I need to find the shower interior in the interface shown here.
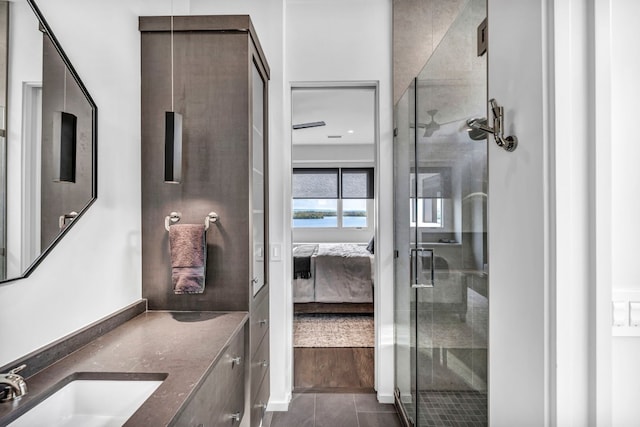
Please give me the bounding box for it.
[394,0,488,425]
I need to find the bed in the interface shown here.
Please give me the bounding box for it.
[293,243,374,310]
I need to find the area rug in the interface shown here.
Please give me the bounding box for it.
[293,314,374,347]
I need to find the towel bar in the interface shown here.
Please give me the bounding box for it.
[164,211,219,231]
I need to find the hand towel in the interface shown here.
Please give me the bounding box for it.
[169,224,206,294]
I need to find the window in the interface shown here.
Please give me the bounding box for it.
[410,167,450,228]
[410,197,443,228]
[292,168,374,229]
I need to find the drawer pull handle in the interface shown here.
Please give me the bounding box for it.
[261,359,269,368]
[232,356,242,366]
[231,412,241,422]
[258,319,268,326]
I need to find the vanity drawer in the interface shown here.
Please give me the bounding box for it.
[250,291,269,358]
[181,376,244,427]
[250,330,270,401]
[250,371,270,427]
[173,325,246,427]
[208,379,245,427]
[213,324,246,391]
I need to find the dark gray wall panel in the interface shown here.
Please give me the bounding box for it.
[141,30,251,311]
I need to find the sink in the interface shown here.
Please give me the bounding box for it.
[8,379,163,427]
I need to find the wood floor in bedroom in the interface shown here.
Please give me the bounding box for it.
[293,313,375,390]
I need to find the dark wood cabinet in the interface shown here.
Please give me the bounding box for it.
[140,15,270,427]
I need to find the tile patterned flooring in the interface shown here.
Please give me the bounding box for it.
[404,391,488,427]
[265,393,402,427]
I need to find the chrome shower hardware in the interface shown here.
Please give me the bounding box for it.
[0,364,28,402]
[467,98,518,152]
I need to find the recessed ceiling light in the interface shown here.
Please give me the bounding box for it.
[347,130,355,134]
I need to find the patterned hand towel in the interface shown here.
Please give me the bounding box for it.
[169,224,206,294]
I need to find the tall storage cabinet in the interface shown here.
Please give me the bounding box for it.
[140,15,270,427]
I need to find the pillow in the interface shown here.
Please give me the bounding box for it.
[366,236,375,254]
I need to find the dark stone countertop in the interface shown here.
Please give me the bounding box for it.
[0,310,248,426]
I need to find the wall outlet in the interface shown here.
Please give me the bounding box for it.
[612,290,640,336]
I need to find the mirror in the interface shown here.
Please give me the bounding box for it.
[0,0,96,283]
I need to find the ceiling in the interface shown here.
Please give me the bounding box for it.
[291,87,375,145]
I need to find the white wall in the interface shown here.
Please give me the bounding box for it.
[285,0,395,404]
[611,0,640,425]
[488,0,549,424]
[0,0,146,365]
[490,0,616,424]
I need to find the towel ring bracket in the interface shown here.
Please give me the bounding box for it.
[164,211,182,231]
[204,212,219,230]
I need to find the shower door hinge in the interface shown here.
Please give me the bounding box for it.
[477,17,487,56]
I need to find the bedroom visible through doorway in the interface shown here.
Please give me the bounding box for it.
[291,84,377,391]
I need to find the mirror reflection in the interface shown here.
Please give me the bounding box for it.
[0,0,96,282]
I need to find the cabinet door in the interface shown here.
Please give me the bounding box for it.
[251,61,267,296]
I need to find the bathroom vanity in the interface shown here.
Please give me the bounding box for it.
[138,15,271,427]
[0,310,248,426]
[0,8,271,427]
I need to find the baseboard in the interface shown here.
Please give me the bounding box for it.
[377,392,395,404]
[266,393,292,412]
[294,303,374,314]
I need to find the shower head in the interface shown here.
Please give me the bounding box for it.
[466,117,489,141]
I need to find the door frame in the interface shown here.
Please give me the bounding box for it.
[287,80,382,391]
[20,82,42,274]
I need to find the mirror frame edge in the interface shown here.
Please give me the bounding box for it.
[0,0,98,284]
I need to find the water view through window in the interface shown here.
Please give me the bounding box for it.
[293,199,367,228]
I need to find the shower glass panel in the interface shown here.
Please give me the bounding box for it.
[394,0,488,425]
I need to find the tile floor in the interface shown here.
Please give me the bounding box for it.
[264,393,402,427]
[403,391,488,427]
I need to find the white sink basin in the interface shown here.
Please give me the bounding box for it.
[8,379,163,427]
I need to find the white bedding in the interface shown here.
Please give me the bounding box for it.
[313,243,373,303]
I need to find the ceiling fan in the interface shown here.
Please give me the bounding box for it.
[410,109,459,137]
[292,121,326,130]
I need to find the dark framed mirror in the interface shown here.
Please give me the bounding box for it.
[0,0,97,283]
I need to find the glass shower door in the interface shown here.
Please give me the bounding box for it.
[394,0,488,425]
[394,78,417,424]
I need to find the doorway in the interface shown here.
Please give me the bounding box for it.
[290,84,378,391]
[393,0,489,425]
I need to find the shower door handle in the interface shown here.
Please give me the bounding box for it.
[410,248,434,288]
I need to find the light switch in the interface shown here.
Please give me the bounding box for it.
[630,302,640,327]
[613,301,628,327]
[271,243,282,262]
